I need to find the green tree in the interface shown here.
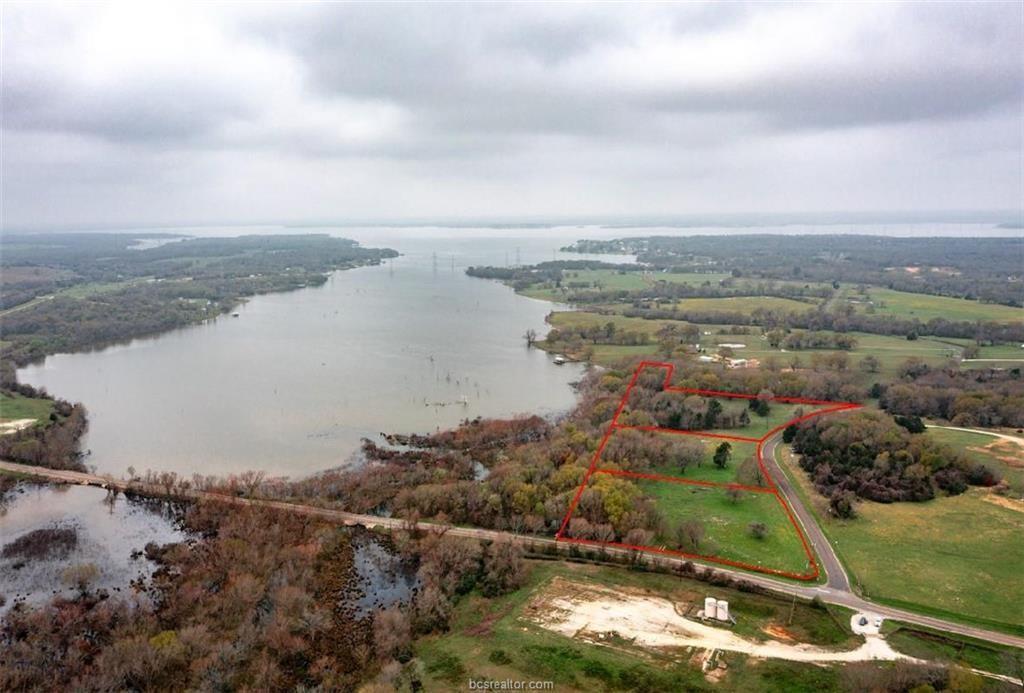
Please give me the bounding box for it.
[703,399,723,429]
[713,442,732,469]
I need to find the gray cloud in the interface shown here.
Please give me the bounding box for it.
[1,1,1021,229]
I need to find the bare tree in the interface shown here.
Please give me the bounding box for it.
[238,470,265,497]
[593,523,616,544]
[157,471,178,496]
[481,541,527,597]
[373,606,412,662]
[676,520,705,552]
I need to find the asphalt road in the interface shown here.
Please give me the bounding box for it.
[760,433,851,591]
[2,458,1021,650]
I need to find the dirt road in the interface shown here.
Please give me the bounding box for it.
[2,458,1022,650]
[925,424,1024,448]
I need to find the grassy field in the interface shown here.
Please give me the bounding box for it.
[774,445,1024,633]
[973,344,1024,359]
[0,392,53,422]
[885,625,1024,678]
[547,310,665,337]
[522,269,730,301]
[0,277,152,317]
[705,400,819,439]
[638,480,810,575]
[703,331,960,377]
[925,427,1024,488]
[659,271,732,285]
[543,311,964,375]
[854,287,1023,323]
[416,561,856,692]
[673,295,818,314]
[647,438,761,485]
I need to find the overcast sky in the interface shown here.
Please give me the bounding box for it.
[2,2,1021,230]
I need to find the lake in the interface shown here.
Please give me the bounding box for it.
[16,222,1013,479]
[17,227,638,478]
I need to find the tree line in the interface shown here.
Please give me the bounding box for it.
[562,235,1024,307]
[878,367,1024,428]
[790,410,1001,516]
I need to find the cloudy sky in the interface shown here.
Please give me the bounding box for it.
[2,1,1021,230]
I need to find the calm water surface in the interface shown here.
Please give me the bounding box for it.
[0,483,187,613]
[18,228,636,478]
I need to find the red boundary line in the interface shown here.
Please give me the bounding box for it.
[554,360,862,581]
[614,424,762,443]
[596,468,776,494]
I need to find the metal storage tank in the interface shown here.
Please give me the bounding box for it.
[704,597,717,618]
[716,599,730,621]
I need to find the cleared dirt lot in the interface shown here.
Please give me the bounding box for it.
[526,577,907,664]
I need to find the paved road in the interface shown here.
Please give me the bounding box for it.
[2,459,1021,650]
[761,433,851,591]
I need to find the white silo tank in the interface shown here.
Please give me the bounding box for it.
[704,597,717,618]
[716,599,730,621]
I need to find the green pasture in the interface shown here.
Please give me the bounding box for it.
[639,480,810,575]
[854,287,1023,323]
[0,392,53,423]
[673,295,818,314]
[774,444,1024,633]
[544,310,966,375]
[523,268,731,302]
[646,438,761,485]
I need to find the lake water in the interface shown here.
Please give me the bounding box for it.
[18,227,640,478]
[16,223,1015,479]
[0,483,187,614]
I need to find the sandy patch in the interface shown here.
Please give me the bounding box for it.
[526,577,910,664]
[971,440,1024,467]
[0,419,36,435]
[982,493,1024,513]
